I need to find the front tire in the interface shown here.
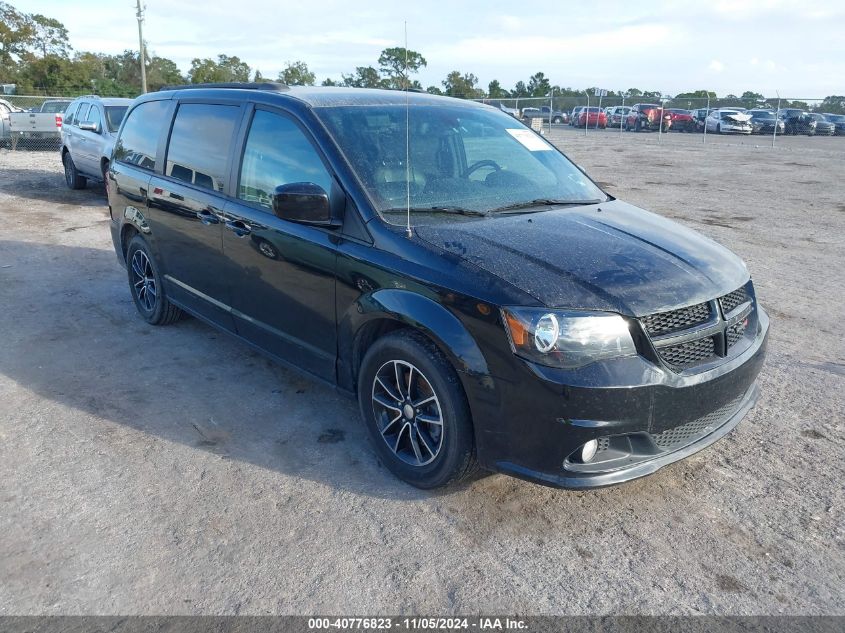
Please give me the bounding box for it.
[126,235,183,325]
[358,330,478,489]
[63,152,86,190]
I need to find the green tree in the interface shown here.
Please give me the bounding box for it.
[740,91,765,108]
[378,46,426,89]
[487,79,508,98]
[321,77,338,86]
[674,89,717,100]
[527,72,551,97]
[188,54,251,83]
[30,14,70,57]
[0,1,33,71]
[147,55,183,90]
[511,81,529,98]
[442,71,482,99]
[426,85,443,95]
[278,60,315,86]
[342,65,386,88]
[819,95,845,114]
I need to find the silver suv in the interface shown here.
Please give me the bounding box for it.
[60,95,132,190]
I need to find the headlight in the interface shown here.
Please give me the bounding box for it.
[502,308,637,369]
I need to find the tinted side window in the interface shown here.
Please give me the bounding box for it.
[165,103,240,193]
[238,110,332,209]
[114,100,170,171]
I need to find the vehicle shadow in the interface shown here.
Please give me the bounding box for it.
[0,238,481,501]
[0,166,107,209]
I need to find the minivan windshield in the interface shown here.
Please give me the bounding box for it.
[316,104,606,223]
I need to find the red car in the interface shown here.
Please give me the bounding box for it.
[577,107,607,128]
[667,109,696,132]
[625,103,672,132]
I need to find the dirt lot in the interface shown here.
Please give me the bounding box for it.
[0,136,843,615]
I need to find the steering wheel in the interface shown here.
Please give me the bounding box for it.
[462,159,502,179]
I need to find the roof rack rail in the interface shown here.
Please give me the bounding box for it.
[159,82,289,92]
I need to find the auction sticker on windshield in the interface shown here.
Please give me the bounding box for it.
[506,128,553,151]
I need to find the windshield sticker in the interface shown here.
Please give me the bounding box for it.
[506,128,553,151]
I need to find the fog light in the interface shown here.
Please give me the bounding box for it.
[581,439,598,463]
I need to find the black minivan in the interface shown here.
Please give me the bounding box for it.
[106,83,768,489]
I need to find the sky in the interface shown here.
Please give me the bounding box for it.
[20,0,842,97]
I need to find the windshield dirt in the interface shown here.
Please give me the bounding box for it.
[316,104,606,224]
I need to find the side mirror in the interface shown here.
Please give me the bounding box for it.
[272,182,338,226]
[79,121,99,133]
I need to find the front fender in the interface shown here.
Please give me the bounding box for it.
[340,288,490,384]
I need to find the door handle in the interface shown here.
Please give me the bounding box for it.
[225,219,251,237]
[196,209,219,225]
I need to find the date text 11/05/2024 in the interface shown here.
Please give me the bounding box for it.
[307,617,528,630]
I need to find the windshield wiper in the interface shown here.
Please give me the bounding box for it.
[491,198,604,214]
[382,206,488,217]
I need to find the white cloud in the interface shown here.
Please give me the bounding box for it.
[708,60,725,73]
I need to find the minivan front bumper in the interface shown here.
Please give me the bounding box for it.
[475,307,769,489]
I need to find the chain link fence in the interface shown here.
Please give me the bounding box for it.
[0,94,80,151]
[475,93,844,147]
[2,90,844,153]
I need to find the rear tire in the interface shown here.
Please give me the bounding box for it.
[358,330,478,489]
[126,235,184,326]
[63,152,86,190]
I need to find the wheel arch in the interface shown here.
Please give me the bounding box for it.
[339,289,491,395]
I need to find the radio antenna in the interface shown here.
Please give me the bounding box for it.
[404,21,412,238]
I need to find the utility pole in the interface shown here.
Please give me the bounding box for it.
[135,0,147,93]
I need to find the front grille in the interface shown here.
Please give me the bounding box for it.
[726,320,747,346]
[640,283,755,374]
[651,393,745,450]
[640,301,711,336]
[657,336,716,371]
[719,287,749,314]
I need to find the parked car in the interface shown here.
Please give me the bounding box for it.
[606,106,631,128]
[705,109,752,134]
[690,108,716,132]
[61,95,132,190]
[577,107,607,128]
[38,99,72,114]
[7,99,72,146]
[625,103,672,132]
[569,106,584,126]
[807,113,835,136]
[822,113,845,135]
[522,105,566,124]
[0,97,23,145]
[106,84,768,490]
[666,109,696,132]
[777,109,816,136]
[747,110,785,135]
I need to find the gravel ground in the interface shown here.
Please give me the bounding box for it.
[0,137,843,615]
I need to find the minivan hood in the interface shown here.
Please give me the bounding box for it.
[414,200,749,316]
